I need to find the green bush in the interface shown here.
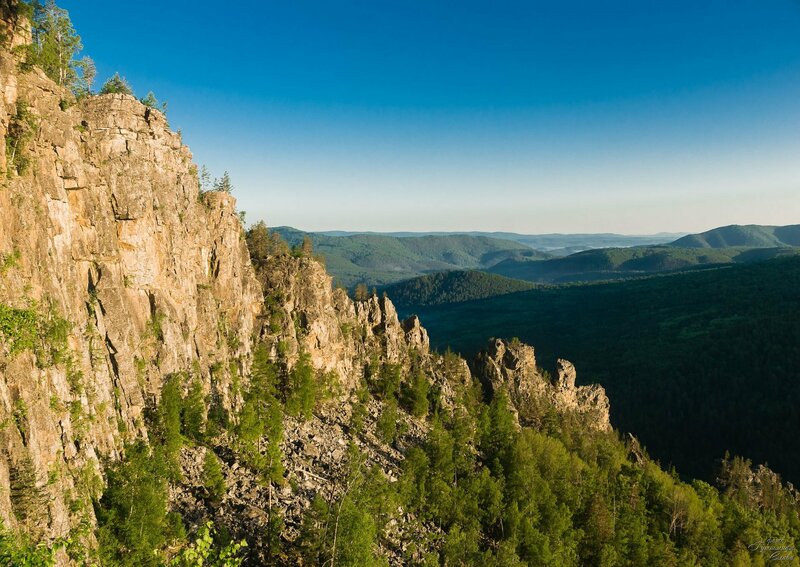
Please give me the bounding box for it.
[96,440,184,566]
[4,101,38,176]
[0,520,60,567]
[169,522,246,567]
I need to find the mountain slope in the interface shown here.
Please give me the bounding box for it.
[3,5,800,566]
[381,270,536,308]
[410,256,800,484]
[274,226,547,287]
[488,244,800,283]
[672,224,800,248]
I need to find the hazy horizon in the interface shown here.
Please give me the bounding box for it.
[63,0,800,233]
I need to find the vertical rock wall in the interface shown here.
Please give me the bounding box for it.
[0,16,262,539]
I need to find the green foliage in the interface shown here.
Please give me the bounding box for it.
[384,269,536,309]
[155,375,184,479]
[0,521,60,567]
[234,344,283,482]
[416,256,800,485]
[96,440,184,566]
[0,300,70,366]
[488,243,800,284]
[9,455,46,525]
[140,91,167,113]
[4,100,39,176]
[25,0,94,95]
[182,377,206,443]
[0,303,37,353]
[376,397,398,445]
[349,384,370,435]
[99,72,133,95]
[0,249,20,273]
[284,351,317,420]
[169,522,246,567]
[298,444,393,567]
[245,221,289,274]
[271,226,538,288]
[202,451,226,504]
[371,363,401,400]
[393,384,800,567]
[213,171,233,193]
[401,368,430,417]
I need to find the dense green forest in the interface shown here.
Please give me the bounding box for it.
[487,245,800,283]
[8,340,800,566]
[273,227,548,287]
[381,270,536,307]
[408,256,800,486]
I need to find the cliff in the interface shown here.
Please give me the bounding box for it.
[0,9,262,542]
[0,5,612,562]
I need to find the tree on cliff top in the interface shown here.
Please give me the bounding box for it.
[26,0,94,95]
[99,72,133,95]
[213,171,233,193]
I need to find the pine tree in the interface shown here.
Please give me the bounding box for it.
[213,171,233,193]
[28,0,93,94]
[99,72,133,95]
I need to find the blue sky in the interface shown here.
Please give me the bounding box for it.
[62,0,800,233]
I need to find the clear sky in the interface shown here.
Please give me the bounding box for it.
[61,0,800,234]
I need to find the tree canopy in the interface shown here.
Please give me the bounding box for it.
[26,0,94,95]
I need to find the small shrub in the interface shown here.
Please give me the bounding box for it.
[4,100,38,176]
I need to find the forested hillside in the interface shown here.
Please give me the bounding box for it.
[274,226,546,287]
[2,2,799,565]
[381,270,536,308]
[410,257,800,485]
[672,224,800,248]
[488,244,800,283]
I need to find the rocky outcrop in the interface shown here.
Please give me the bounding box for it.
[0,16,262,542]
[257,255,429,390]
[474,339,610,431]
[0,6,614,560]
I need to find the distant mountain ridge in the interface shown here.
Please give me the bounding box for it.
[272,226,547,287]
[671,224,800,248]
[487,245,800,283]
[317,229,684,254]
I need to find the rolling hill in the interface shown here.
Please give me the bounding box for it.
[319,229,683,255]
[487,244,800,283]
[406,256,800,484]
[671,223,800,248]
[273,226,549,287]
[380,270,537,308]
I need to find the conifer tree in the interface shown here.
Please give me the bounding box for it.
[99,72,133,95]
[28,0,94,94]
[213,171,233,193]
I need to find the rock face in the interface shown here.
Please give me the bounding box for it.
[257,255,430,391]
[0,6,613,559]
[0,15,261,540]
[474,339,611,431]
